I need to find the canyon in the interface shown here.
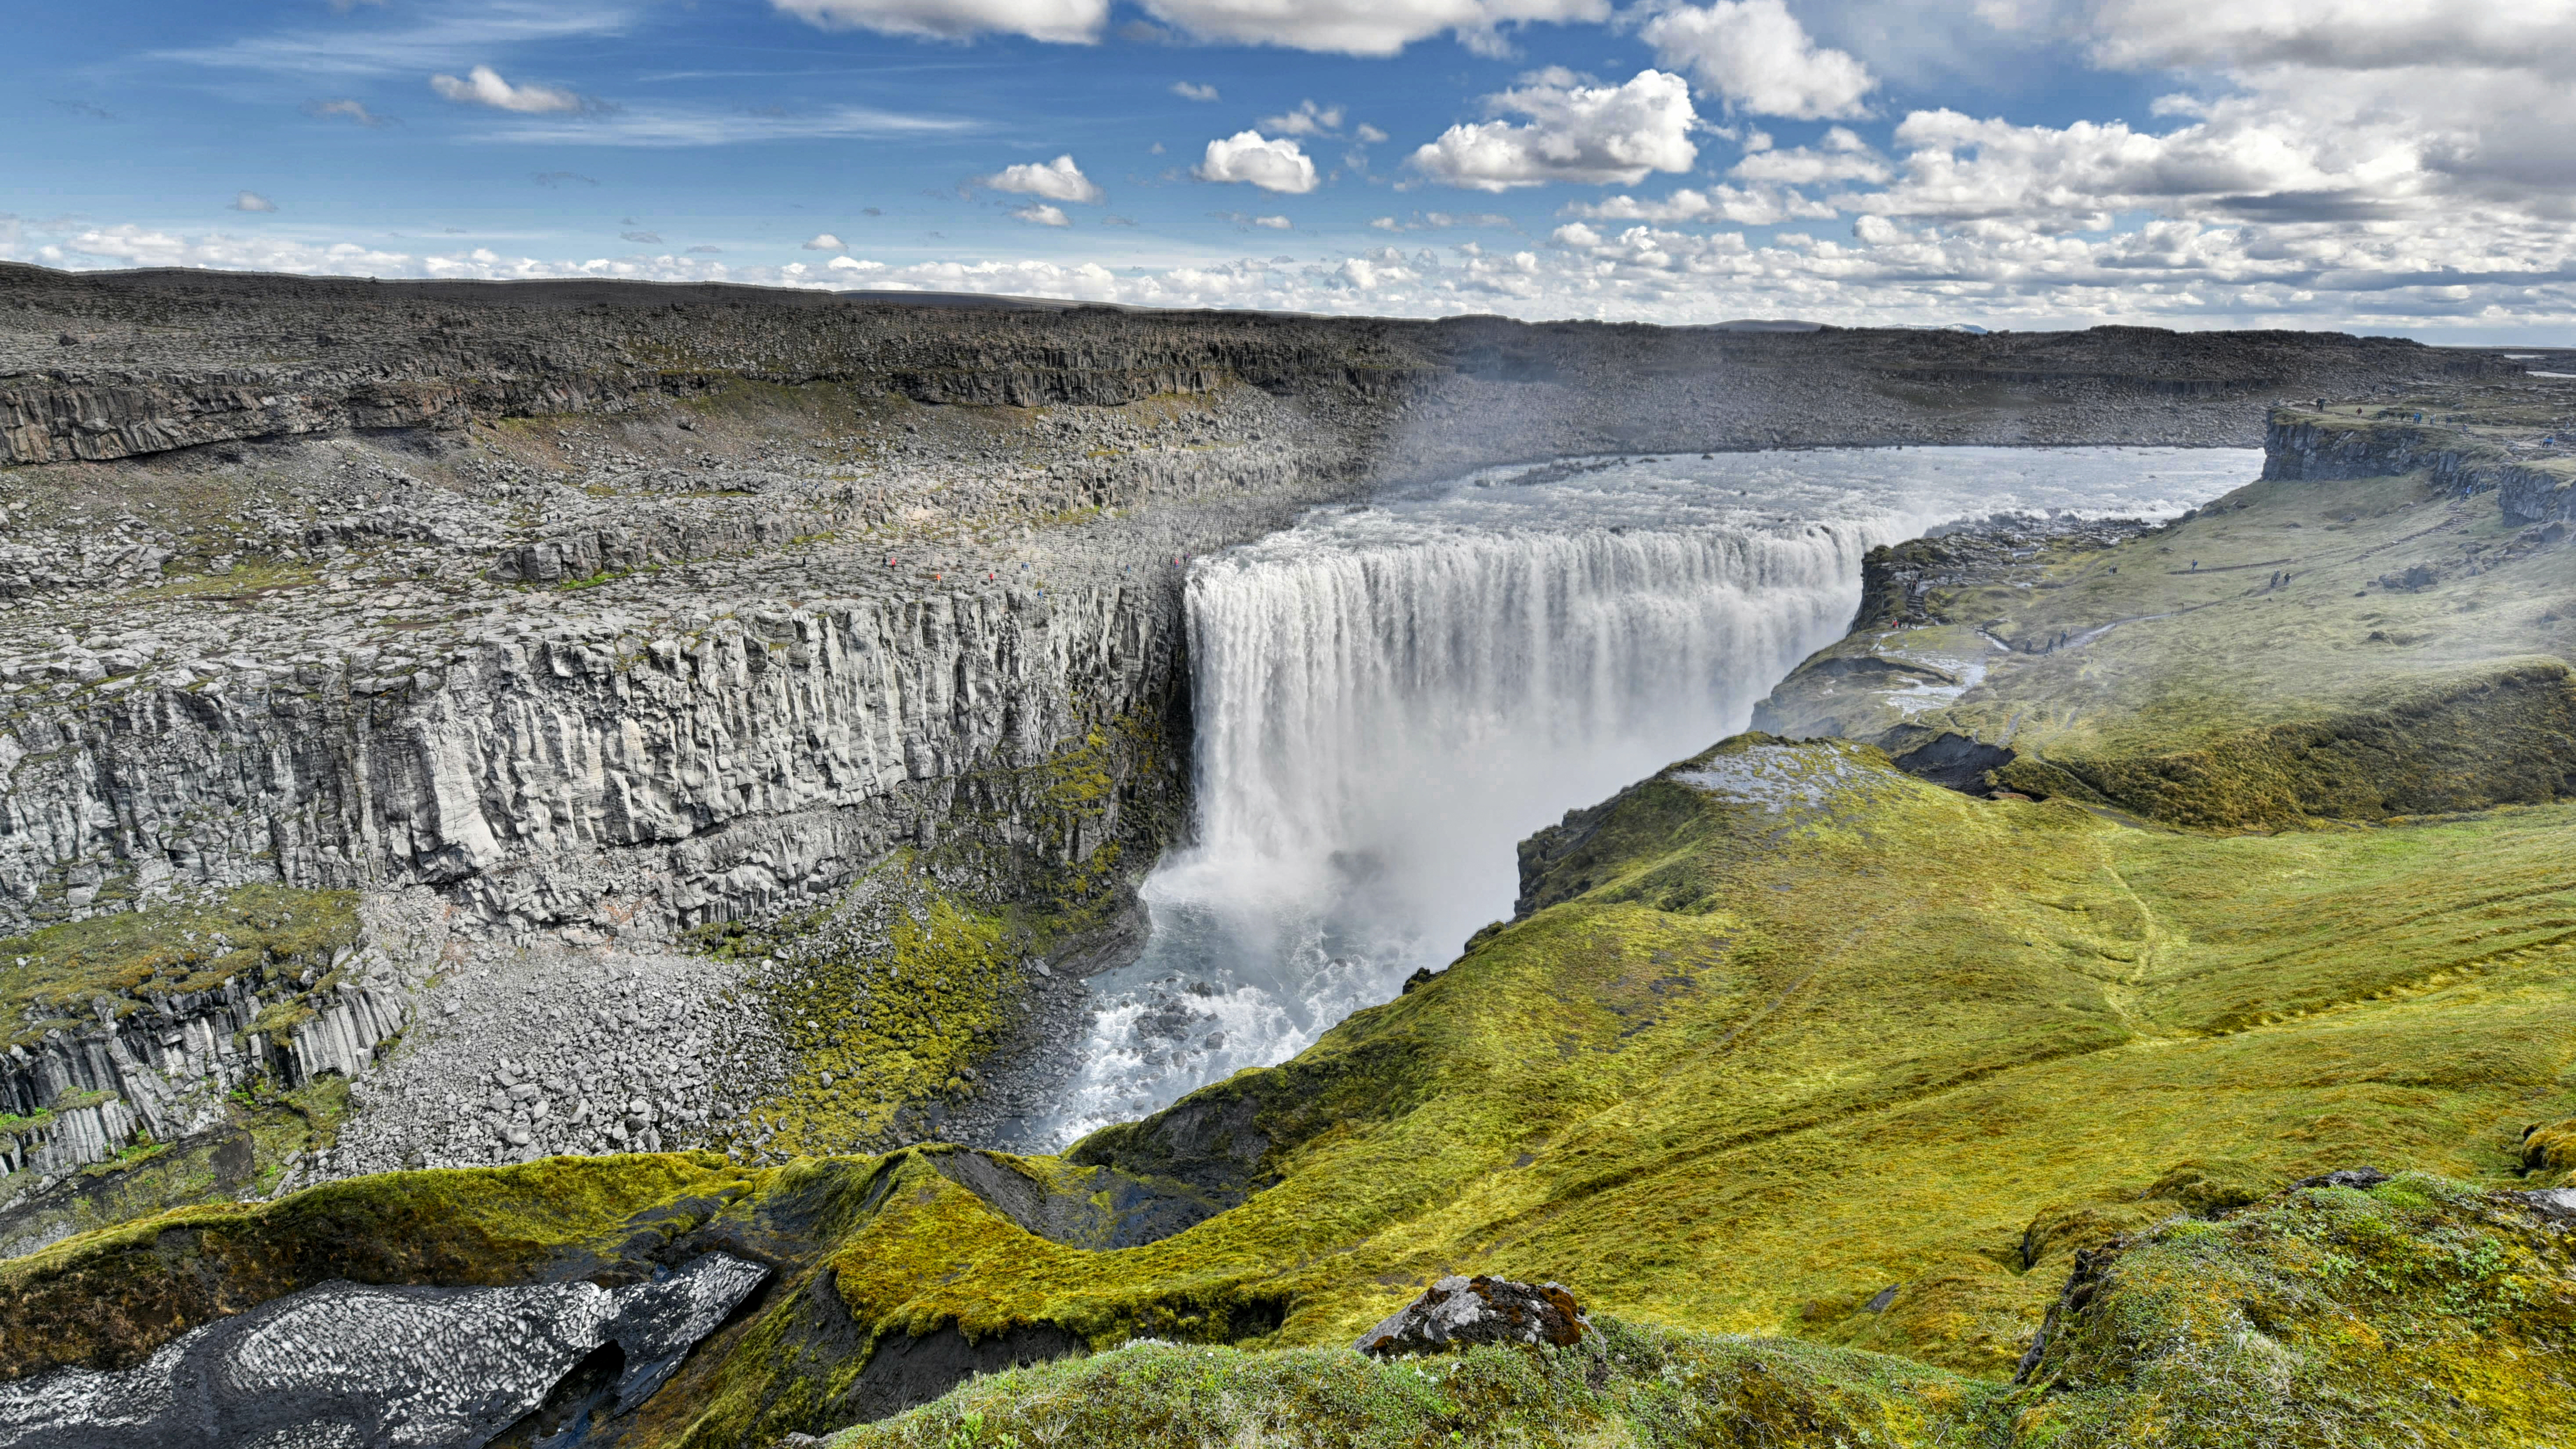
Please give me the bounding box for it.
[2,261,2572,1447]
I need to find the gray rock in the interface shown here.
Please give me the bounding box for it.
[1353,1275,1589,1357]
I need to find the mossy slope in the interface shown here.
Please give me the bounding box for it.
[822,1173,2576,1449]
[1757,425,2576,827]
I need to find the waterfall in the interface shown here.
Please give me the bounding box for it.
[1022,446,2258,1147]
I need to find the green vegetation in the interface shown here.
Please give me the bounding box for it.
[783,740,2575,1380]
[9,405,2574,1444]
[0,884,361,1051]
[828,1319,1980,1449]
[0,1153,753,1378]
[697,868,1023,1157]
[119,558,322,602]
[2010,1172,2576,1447]
[685,707,1178,1159]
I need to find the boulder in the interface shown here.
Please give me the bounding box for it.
[1353,1275,1587,1357]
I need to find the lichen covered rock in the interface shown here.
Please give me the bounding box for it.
[1354,1275,1588,1356]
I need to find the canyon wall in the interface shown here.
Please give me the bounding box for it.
[0,262,2524,1194]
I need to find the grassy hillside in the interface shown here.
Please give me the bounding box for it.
[1758,429,2576,828]
[6,402,2574,1445]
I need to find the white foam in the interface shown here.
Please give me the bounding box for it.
[1024,446,2255,1147]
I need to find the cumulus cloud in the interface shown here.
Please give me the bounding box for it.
[302,97,392,126]
[1260,99,1345,137]
[1172,80,1219,100]
[1370,210,1517,230]
[1731,127,1890,185]
[772,0,1605,53]
[2072,0,2576,75]
[620,230,663,243]
[1410,69,1697,191]
[804,233,846,249]
[980,154,1105,203]
[1640,0,1876,120]
[1196,131,1319,193]
[1563,184,1837,224]
[19,210,2576,336]
[231,191,278,212]
[1144,0,1607,56]
[1012,203,1073,225]
[769,0,1107,43]
[429,64,583,113]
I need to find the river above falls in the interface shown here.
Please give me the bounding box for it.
[1010,445,2260,1149]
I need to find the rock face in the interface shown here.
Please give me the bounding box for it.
[1354,1276,1589,1356]
[0,583,1181,937]
[0,1251,768,1448]
[0,264,2535,1248]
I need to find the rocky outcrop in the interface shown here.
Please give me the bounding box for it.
[0,1250,768,1446]
[1354,1275,1589,1356]
[3,263,2500,471]
[0,583,1183,937]
[1,965,408,1181]
[2264,410,2576,517]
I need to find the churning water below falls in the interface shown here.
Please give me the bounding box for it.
[1023,445,2260,1148]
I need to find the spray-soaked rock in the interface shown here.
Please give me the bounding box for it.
[1354,1275,1588,1356]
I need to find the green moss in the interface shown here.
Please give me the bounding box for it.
[1765,452,2576,831]
[827,1318,1984,1449]
[2009,1172,2576,1446]
[0,884,361,1051]
[807,743,2576,1382]
[693,860,1022,1158]
[0,1152,753,1379]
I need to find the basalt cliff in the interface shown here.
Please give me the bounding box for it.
[1,263,2570,1448]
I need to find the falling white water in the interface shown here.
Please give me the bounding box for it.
[1023,446,2257,1147]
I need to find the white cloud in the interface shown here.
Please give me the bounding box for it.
[231,191,278,212]
[1253,214,1293,228]
[770,0,1608,53]
[1563,184,1837,224]
[302,97,391,126]
[981,154,1105,203]
[1355,123,1389,144]
[469,105,976,145]
[1410,69,1697,191]
[1731,127,1891,185]
[2072,0,2576,75]
[20,211,2576,336]
[1260,100,1345,137]
[429,64,583,113]
[1641,0,1876,120]
[1371,210,1518,230]
[1012,203,1073,225]
[804,232,845,249]
[154,2,636,80]
[620,229,662,243]
[1172,80,1219,100]
[1196,131,1320,193]
[769,0,1107,43]
[1137,0,1608,56]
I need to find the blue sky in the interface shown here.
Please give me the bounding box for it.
[8,0,2572,339]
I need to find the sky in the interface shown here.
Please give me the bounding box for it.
[7,0,2574,340]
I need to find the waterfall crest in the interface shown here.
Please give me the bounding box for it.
[1024,446,2258,1147]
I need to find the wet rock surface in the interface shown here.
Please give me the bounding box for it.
[0,1251,767,1448]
